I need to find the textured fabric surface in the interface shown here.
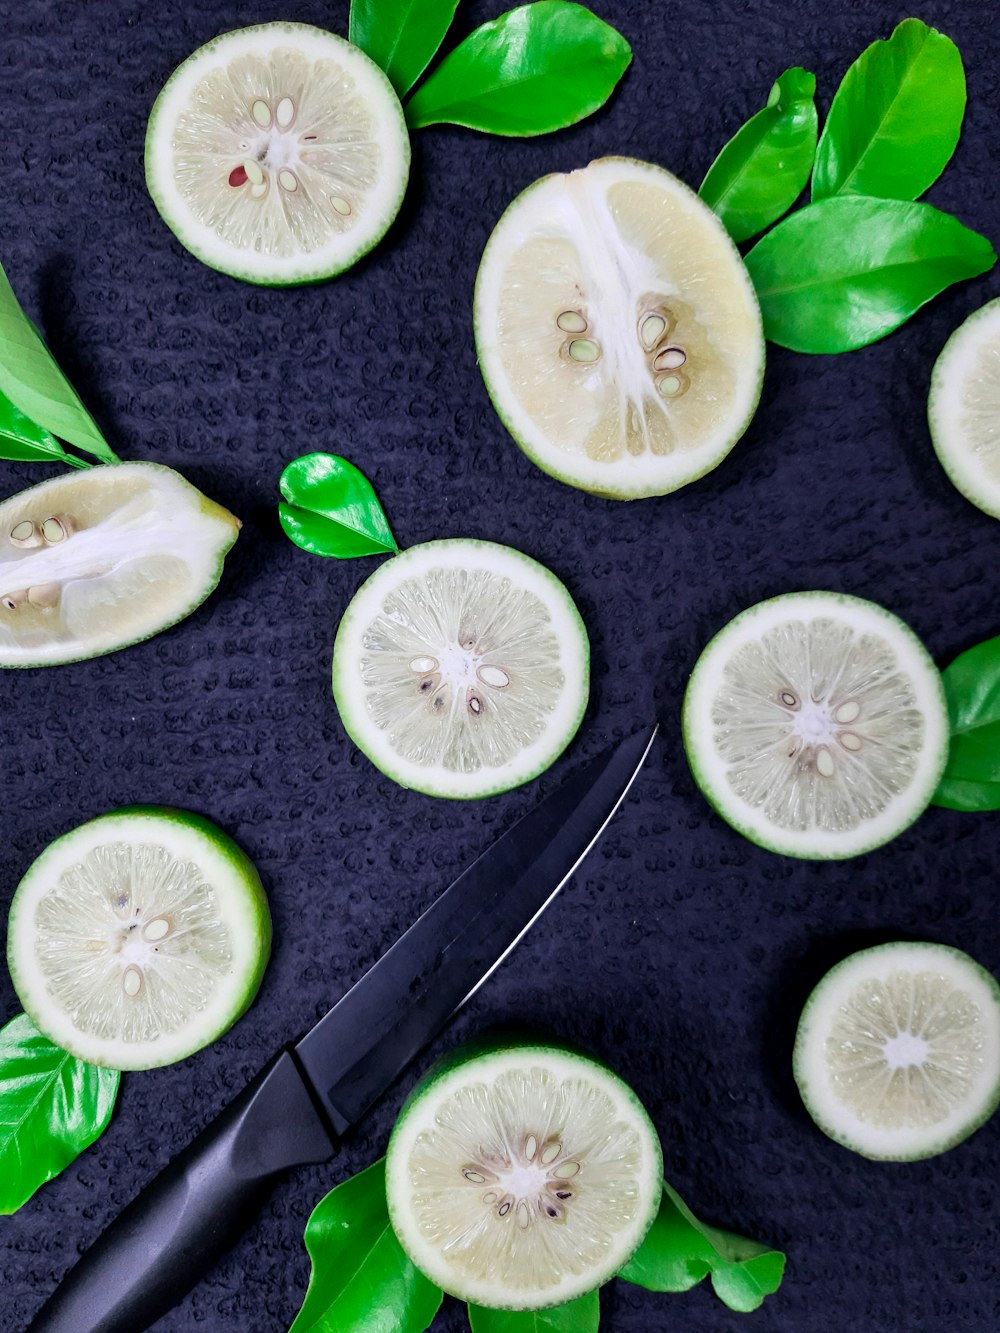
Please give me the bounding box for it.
[1,1,999,1330]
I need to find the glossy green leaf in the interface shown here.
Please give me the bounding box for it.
[0,387,88,468]
[0,1012,119,1215]
[699,67,818,244]
[932,634,1000,810]
[0,260,118,464]
[813,18,965,203]
[279,453,398,558]
[350,0,462,98]
[468,1291,600,1332]
[618,1181,785,1314]
[290,1159,443,1333]
[745,196,996,352]
[404,2,632,136]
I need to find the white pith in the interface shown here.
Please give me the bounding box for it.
[795,944,1000,1160]
[385,1048,663,1309]
[145,23,410,283]
[683,592,948,859]
[0,463,237,667]
[929,297,1000,520]
[7,811,267,1070]
[332,541,589,799]
[474,158,764,499]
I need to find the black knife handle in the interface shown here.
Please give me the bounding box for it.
[28,1048,337,1333]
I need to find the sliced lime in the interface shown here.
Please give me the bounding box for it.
[332,539,589,799]
[794,942,1000,1161]
[928,296,1000,519]
[145,22,410,285]
[6,807,270,1070]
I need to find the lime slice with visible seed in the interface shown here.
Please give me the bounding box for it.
[474,157,765,499]
[386,1041,663,1310]
[794,943,1000,1161]
[0,461,238,667]
[928,297,1000,519]
[145,22,410,285]
[682,592,949,859]
[6,807,270,1070]
[332,539,589,799]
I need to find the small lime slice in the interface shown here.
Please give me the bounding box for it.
[794,942,1000,1161]
[6,807,271,1070]
[331,539,589,799]
[928,296,1000,519]
[385,1041,663,1310]
[682,591,949,859]
[145,22,410,285]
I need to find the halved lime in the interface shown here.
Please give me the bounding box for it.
[794,943,1000,1161]
[474,157,765,499]
[385,1041,663,1310]
[928,297,1000,519]
[6,807,270,1071]
[682,592,949,859]
[145,22,410,285]
[331,539,589,799]
[0,462,238,667]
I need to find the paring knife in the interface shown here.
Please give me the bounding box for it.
[28,724,658,1333]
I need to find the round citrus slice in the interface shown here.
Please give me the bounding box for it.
[682,592,949,859]
[6,807,270,1071]
[386,1041,663,1310]
[331,539,589,799]
[474,156,765,499]
[145,22,410,285]
[928,297,1000,519]
[794,942,1000,1161]
[0,462,238,667]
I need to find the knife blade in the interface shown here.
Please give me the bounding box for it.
[28,724,657,1333]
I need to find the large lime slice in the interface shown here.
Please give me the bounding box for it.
[794,942,1000,1161]
[145,22,410,285]
[682,592,949,859]
[385,1041,663,1310]
[0,462,238,667]
[928,296,1000,519]
[332,539,589,799]
[6,807,271,1071]
[474,157,765,499]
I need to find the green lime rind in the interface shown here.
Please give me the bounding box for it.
[7,806,271,1071]
[928,296,1000,520]
[793,942,1000,1161]
[682,591,949,860]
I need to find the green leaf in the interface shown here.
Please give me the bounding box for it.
[0,260,118,464]
[404,2,632,136]
[0,1012,119,1215]
[744,196,996,353]
[289,1159,443,1333]
[618,1181,785,1314]
[350,0,462,99]
[468,1291,600,1332]
[932,634,1000,810]
[699,67,818,244]
[279,453,398,558]
[0,387,88,468]
[812,18,965,203]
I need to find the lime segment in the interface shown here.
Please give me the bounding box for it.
[928,296,1000,519]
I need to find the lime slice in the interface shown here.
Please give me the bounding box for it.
[331,539,589,799]
[385,1041,663,1310]
[474,157,765,499]
[145,22,410,285]
[6,807,270,1071]
[794,943,1000,1161]
[0,461,238,667]
[928,297,1000,519]
[682,592,949,859]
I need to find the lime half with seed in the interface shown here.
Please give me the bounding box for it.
[6,807,271,1070]
[474,157,765,499]
[145,22,410,284]
[928,297,1000,519]
[794,943,1000,1160]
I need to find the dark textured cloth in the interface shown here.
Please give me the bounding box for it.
[1,1,999,1330]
